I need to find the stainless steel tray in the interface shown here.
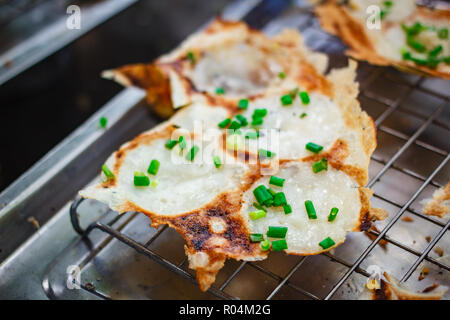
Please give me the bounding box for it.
[0,0,448,300]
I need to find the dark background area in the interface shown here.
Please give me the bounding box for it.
[0,0,228,192]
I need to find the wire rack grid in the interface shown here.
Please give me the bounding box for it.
[69,8,450,300]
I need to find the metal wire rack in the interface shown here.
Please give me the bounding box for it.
[68,3,449,300]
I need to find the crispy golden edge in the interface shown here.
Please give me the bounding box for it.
[315,1,450,79]
[423,182,450,218]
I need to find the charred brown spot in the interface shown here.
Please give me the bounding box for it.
[359,212,372,232]
[373,280,389,300]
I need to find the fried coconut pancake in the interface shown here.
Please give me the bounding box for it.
[316,0,450,79]
[80,19,384,291]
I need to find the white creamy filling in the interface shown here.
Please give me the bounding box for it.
[243,161,361,253]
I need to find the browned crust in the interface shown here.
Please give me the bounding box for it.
[423,182,450,218]
[315,2,450,79]
[301,139,367,186]
[372,273,448,300]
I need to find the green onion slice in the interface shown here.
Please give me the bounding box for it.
[99,116,108,128]
[280,94,293,106]
[260,239,271,251]
[186,145,199,161]
[253,185,273,205]
[267,226,288,238]
[213,155,222,168]
[258,148,276,158]
[305,142,323,154]
[187,51,195,64]
[271,239,288,252]
[273,192,287,207]
[253,109,268,118]
[300,112,307,118]
[215,87,225,95]
[245,130,260,139]
[250,233,264,243]
[235,114,248,126]
[278,71,286,79]
[102,164,115,180]
[218,118,231,128]
[253,202,267,212]
[178,136,187,150]
[283,204,292,215]
[328,207,339,222]
[134,172,150,187]
[312,158,328,173]
[305,200,317,219]
[299,91,310,105]
[165,139,178,149]
[147,159,160,175]
[438,28,448,39]
[319,237,335,250]
[249,210,267,220]
[269,176,285,187]
[238,99,249,109]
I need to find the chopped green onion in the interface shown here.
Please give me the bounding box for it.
[319,237,335,250]
[267,226,288,238]
[283,204,292,215]
[165,139,178,149]
[253,109,268,118]
[253,202,267,212]
[229,120,241,131]
[253,185,273,205]
[328,207,339,222]
[102,164,115,180]
[269,176,285,187]
[147,159,160,175]
[280,94,293,106]
[312,158,328,173]
[186,145,199,161]
[265,199,274,207]
[238,99,249,109]
[245,130,260,139]
[178,136,187,149]
[379,10,387,19]
[438,28,448,39]
[268,188,277,197]
[187,51,195,64]
[299,91,310,105]
[278,71,286,79]
[444,56,450,64]
[258,148,276,158]
[407,35,426,53]
[273,192,287,207]
[249,210,267,220]
[151,179,159,188]
[260,239,271,251]
[213,156,222,168]
[235,114,248,126]
[134,172,150,187]
[429,45,443,58]
[251,117,263,126]
[305,142,323,154]
[305,200,317,219]
[250,233,264,243]
[271,239,288,252]
[215,87,225,95]
[383,1,393,8]
[99,116,108,128]
[300,112,307,118]
[218,118,231,128]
